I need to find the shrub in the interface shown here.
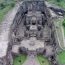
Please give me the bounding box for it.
[62,19,65,27]
[56,0,61,2]
[0,3,5,9]
[10,2,15,7]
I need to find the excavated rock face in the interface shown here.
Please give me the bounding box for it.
[10,0,55,56]
[11,0,51,41]
[1,1,65,65]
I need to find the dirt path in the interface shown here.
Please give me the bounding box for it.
[23,55,40,65]
[0,3,21,58]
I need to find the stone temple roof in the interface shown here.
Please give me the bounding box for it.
[20,37,44,51]
[26,11,43,17]
[12,37,44,53]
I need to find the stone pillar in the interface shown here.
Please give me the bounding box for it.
[6,51,13,65]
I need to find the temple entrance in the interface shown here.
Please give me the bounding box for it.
[28,51,37,58]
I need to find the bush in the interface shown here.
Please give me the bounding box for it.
[0,0,16,22]
[62,19,65,27]
[56,0,61,2]
[0,3,5,9]
[10,2,15,7]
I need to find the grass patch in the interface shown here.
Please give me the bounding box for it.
[13,54,27,65]
[54,18,65,49]
[48,0,65,9]
[63,26,65,36]
[57,51,65,64]
[62,19,65,36]
[64,27,65,36]
[48,0,65,37]
[0,0,16,22]
[0,5,12,22]
[37,54,50,65]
